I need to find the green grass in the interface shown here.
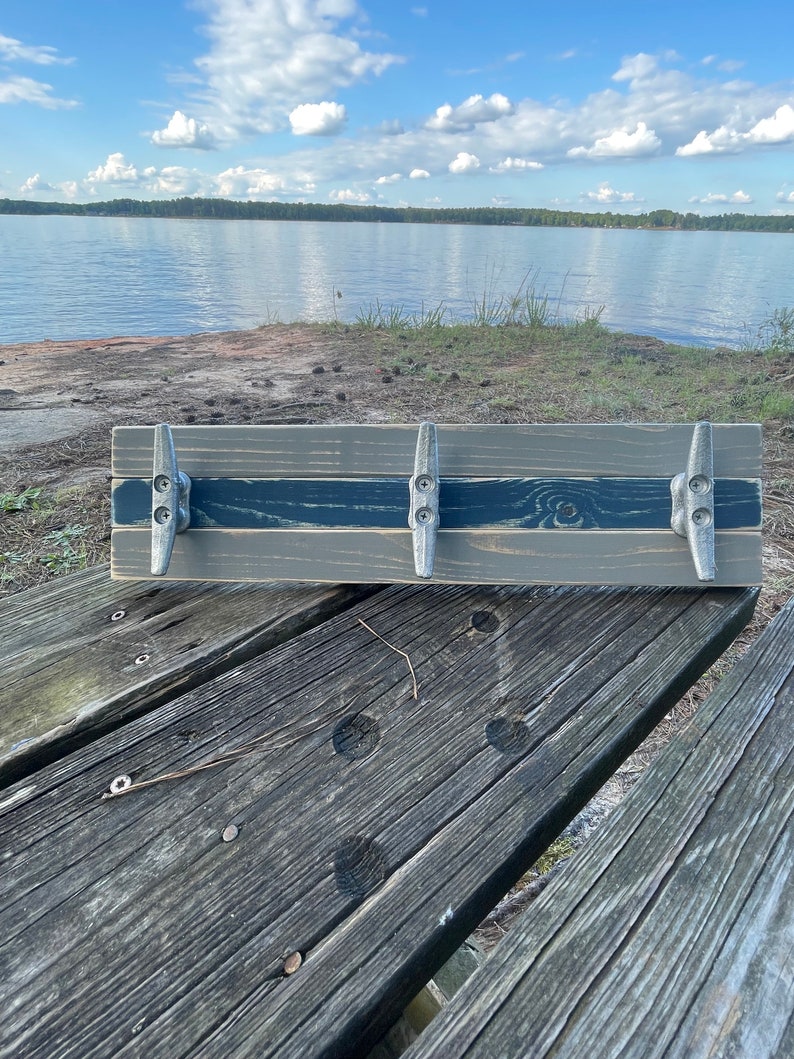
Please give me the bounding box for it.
[354,298,449,330]
[1,486,44,513]
[1,484,109,593]
[345,301,794,427]
[743,306,794,358]
[349,269,605,335]
[38,525,89,574]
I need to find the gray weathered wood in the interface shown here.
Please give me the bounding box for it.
[112,423,762,479]
[406,597,794,1059]
[0,564,378,786]
[111,527,763,586]
[0,582,756,1058]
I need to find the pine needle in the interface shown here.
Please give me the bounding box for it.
[357,617,419,700]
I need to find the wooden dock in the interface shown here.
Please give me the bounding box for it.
[0,566,765,1057]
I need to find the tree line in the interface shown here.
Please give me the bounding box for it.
[1,197,793,233]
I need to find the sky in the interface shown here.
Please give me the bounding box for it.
[2,0,794,214]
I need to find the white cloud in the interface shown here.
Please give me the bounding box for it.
[677,104,794,155]
[289,101,347,136]
[676,128,733,156]
[375,173,402,184]
[19,173,57,194]
[0,74,77,109]
[448,152,480,173]
[749,104,794,144]
[0,32,77,110]
[612,53,659,83]
[409,168,430,179]
[184,0,402,142]
[568,121,661,159]
[690,190,753,205]
[582,182,643,204]
[490,157,543,172]
[411,6,428,15]
[426,93,513,131]
[329,188,372,202]
[218,165,317,199]
[0,33,72,65]
[150,167,203,195]
[86,153,142,186]
[777,189,794,204]
[151,110,216,149]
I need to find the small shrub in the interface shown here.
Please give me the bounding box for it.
[744,306,794,357]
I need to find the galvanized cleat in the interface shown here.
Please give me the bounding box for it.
[670,420,715,582]
[408,421,440,579]
[151,423,191,576]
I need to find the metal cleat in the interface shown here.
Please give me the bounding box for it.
[150,423,191,576]
[671,420,715,581]
[408,421,440,578]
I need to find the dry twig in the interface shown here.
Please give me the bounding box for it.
[101,729,302,799]
[357,617,419,700]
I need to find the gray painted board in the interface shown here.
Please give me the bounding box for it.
[111,423,763,479]
[111,527,763,586]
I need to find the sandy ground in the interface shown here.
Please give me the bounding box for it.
[0,327,384,473]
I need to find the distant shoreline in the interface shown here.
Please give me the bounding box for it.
[2,197,793,234]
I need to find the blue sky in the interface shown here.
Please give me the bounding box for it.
[2,0,793,213]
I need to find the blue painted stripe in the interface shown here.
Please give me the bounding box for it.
[112,477,761,531]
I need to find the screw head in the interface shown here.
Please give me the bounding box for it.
[688,475,711,494]
[415,507,434,525]
[415,475,434,492]
[153,506,172,524]
[692,507,713,527]
[154,475,171,492]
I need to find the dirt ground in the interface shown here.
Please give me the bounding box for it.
[0,326,397,479]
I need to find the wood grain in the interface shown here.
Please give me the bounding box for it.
[0,582,757,1058]
[406,597,794,1059]
[110,527,763,586]
[0,564,378,786]
[111,475,762,531]
[111,423,763,479]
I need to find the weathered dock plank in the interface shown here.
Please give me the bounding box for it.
[0,564,377,785]
[406,597,794,1059]
[0,582,756,1058]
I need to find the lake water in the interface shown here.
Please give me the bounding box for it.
[1,214,793,347]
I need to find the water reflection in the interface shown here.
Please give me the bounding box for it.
[1,215,792,346]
